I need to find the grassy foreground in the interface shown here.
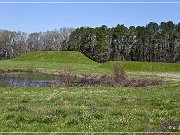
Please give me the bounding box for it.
[0,82,179,132]
[0,51,180,132]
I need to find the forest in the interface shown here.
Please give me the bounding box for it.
[0,21,180,63]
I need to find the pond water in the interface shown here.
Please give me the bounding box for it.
[0,72,61,87]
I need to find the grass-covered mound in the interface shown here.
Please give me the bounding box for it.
[0,51,179,75]
[12,51,96,64]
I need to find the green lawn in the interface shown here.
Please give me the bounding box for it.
[12,51,96,65]
[0,82,179,132]
[0,51,180,132]
[0,51,180,75]
[100,61,180,73]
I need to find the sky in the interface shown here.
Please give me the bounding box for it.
[0,0,180,33]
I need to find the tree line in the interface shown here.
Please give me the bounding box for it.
[0,28,74,59]
[0,21,180,63]
[67,21,180,63]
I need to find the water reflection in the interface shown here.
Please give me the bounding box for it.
[0,72,60,87]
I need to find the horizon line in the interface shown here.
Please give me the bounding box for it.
[1,1,180,4]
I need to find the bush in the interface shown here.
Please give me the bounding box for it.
[112,61,127,82]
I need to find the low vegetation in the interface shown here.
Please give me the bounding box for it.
[0,51,179,132]
[100,61,180,73]
[0,51,180,75]
[0,82,179,132]
[51,73,164,87]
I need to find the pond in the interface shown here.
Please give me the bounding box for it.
[0,72,61,87]
[0,71,164,87]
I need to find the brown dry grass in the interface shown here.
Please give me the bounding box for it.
[53,73,165,87]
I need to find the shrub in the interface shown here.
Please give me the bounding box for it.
[112,61,127,82]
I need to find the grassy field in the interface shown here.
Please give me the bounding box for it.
[0,51,180,75]
[0,82,179,132]
[0,51,180,132]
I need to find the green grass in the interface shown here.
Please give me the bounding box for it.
[0,51,180,132]
[0,82,179,132]
[0,51,179,75]
[12,51,96,65]
[100,61,180,73]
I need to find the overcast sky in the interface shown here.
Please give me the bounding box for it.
[0,0,180,33]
